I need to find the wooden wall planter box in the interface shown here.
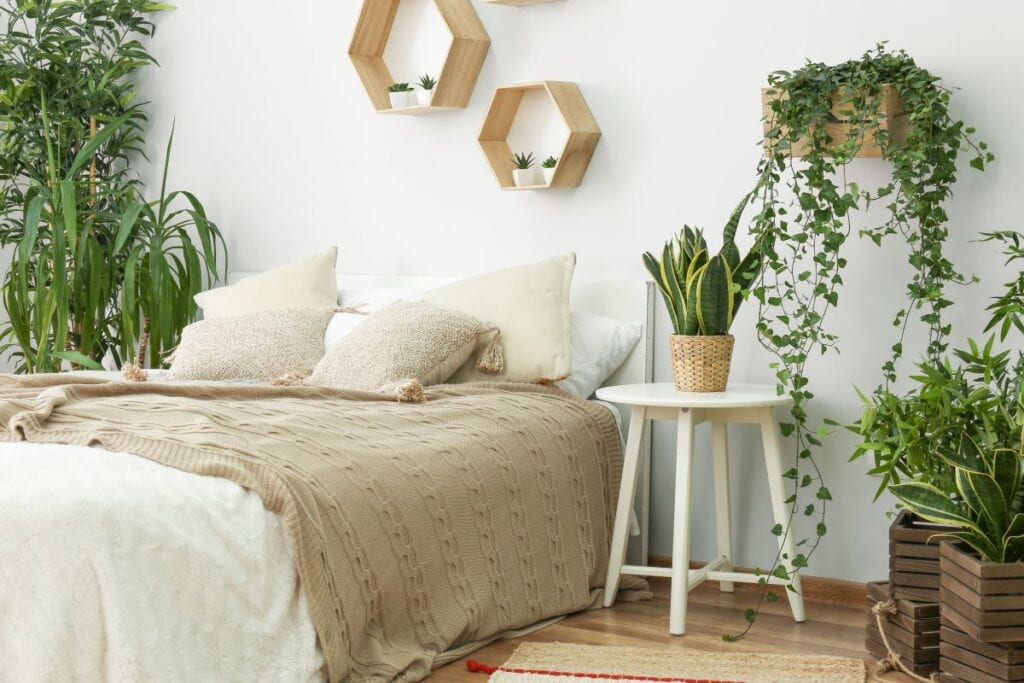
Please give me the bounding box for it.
[761,83,908,158]
[864,580,940,677]
[938,620,1024,683]
[890,509,954,602]
[940,542,1024,643]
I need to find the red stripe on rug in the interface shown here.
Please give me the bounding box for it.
[466,659,744,682]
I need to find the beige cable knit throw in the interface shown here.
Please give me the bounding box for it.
[0,375,647,682]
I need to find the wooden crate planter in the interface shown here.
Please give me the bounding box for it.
[890,509,954,602]
[761,83,908,158]
[938,620,1024,683]
[941,542,1024,643]
[864,580,940,677]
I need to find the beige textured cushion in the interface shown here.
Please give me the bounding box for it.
[308,300,498,391]
[167,308,334,381]
[195,247,338,319]
[425,253,575,384]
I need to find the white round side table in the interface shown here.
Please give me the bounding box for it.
[595,382,806,635]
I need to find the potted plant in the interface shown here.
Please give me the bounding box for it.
[642,192,763,392]
[416,74,436,106]
[511,152,535,187]
[387,82,412,109]
[541,156,558,184]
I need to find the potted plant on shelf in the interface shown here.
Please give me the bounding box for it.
[387,82,413,109]
[511,152,535,187]
[541,156,558,184]
[642,192,764,392]
[416,74,436,106]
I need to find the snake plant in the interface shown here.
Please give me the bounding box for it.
[643,191,764,336]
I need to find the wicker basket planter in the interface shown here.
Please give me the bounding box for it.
[864,580,940,677]
[890,510,955,602]
[668,335,734,392]
[940,542,1024,643]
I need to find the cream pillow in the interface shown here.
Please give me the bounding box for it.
[425,253,575,384]
[167,308,334,381]
[195,247,339,319]
[308,300,501,391]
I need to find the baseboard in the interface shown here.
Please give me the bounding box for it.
[647,554,866,607]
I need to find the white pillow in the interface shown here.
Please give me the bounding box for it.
[195,247,339,319]
[425,254,575,384]
[325,287,425,352]
[557,313,642,398]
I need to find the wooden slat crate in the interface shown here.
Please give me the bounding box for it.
[939,619,1024,682]
[941,542,1024,642]
[890,509,953,602]
[864,580,939,676]
[761,83,908,158]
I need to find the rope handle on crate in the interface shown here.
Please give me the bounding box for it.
[870,598,939,682]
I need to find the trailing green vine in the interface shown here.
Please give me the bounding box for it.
[725,44,993,640]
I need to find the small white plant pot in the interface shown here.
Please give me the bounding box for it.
[512,168,535,187]
[542,167,556,185]
[388,91,409,109]
[416,89,433,106]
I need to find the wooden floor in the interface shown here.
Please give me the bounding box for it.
[430,577,910,681]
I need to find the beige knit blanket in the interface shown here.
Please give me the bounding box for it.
[0,375,646,682]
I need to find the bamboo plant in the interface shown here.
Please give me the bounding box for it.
[0,0,224,372]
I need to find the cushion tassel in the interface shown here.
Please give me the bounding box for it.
[273,370,307,386]
[475,332,504,375]
[394,379,425,403]
[121,362,148,382]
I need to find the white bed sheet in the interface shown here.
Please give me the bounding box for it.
[0,442,325,683]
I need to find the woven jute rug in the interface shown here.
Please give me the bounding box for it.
[467,642,866,683]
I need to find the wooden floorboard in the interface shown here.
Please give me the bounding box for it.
[430,577,909,681]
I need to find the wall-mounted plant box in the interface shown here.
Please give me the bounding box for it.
[761,84,908,158]
[478,81,601,191]
[864,580,939,678]
[348,0,490,114]
[889,509,953,603]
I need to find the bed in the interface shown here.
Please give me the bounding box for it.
[0,274,653,682]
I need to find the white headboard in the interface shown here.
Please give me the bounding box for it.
[227,271,655,563]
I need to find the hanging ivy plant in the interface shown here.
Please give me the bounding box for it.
[725,43,993,639]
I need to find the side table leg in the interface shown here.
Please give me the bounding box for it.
[604,405,647,607]
[669,408,696,635]
[711,419,733,593]
[759,407,806,623]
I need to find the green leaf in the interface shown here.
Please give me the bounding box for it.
[52,351,103,370]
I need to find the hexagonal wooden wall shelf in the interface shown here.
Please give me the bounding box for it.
[348,0,491,115]
[478,81,601,191]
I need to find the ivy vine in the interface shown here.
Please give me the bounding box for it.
[725,44,993,639]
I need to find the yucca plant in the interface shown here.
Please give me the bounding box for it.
[512,152,535,170]
[890,434,1024,563]
[642,191,764,336]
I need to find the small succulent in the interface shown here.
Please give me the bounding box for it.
[512,152,535,170]
[387,82,412,93]
[417,74,436,91]
[541,156,558,169]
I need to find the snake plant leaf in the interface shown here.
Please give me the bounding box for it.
[991,446,1023,506]
[961,469,1009,533]
[696,255,734,336]
[889,482,978,530]
[682,275,700,335]
[722,189,755,244]
[661,242,687,334]
[936,438,986,474]
[643,250,681,334]
[947,529,1004,564]
[720,240,741,272]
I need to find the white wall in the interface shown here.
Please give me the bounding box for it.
[137,0,1024,582]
